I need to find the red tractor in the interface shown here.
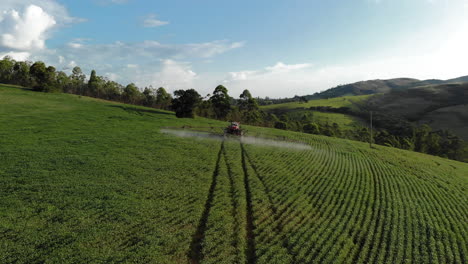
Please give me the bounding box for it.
[224,122,244,136]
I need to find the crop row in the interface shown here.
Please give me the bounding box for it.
[240,134,467,263]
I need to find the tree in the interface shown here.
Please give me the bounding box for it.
[71,66,86,94]
[274,121,288,130]
[155,87,172,110]
[142,87,156,107]
[172,89,201,118]
[103,80,122,100]
[12,61,32,87]
[122,83,141,104]
[56,71,70,92]
[303,123,321,134]
[45,66,58,92]
[30,61,47,91]
[0,56,15,83]
[88,70,99,96]
[239,89,260,124]
[210,85,231,119]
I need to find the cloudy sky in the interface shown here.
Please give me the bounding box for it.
[1,0,468,98]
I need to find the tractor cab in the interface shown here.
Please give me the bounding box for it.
[224,122,244,136]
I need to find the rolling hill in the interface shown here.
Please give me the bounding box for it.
[1,84,467,263]
[367,83,468,140]
[305,75,468,100]
[261,95,371,130]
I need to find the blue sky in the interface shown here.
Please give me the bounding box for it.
[1,0,468,97]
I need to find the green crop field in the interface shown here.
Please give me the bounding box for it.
[1,85,467,263]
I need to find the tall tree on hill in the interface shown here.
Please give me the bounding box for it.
[239,89,261,124]
[210,85,231,119]
[142,87,155,107]
[30,62,58,92]
[56,71,71,92]
[103,80,122,100]
[71,66,86,95]
[0,56,15,83]
[172,89,201,118]
[12,61,32,87]
[88,70,99,96]
[45,66,58,92]
[155,87,172,110]
[122,83,140,104]
[30,61,47,91]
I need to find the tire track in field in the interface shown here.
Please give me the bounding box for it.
[243,146,296,262]
[188,141,224,264]
[240,143,256,264]
[222,145,244,263]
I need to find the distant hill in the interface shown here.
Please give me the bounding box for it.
[367,83,468,140]
[306,75,468,99]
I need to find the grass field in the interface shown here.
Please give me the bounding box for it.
[281,110,362,130]
[261,94,373,111]
[260,95,371,130]
[1,85,467,263]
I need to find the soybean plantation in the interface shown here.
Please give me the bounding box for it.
[1,85,467,263]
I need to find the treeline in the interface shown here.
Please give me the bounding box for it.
[257,95,309,106]
[274,106,466,161]
[0,57,174,109]
[0,56,267,125]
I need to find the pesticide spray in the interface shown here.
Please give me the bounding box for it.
[161,129,311,151]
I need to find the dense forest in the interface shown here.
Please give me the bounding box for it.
[0,56,466,162]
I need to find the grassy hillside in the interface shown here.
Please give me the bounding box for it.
[367,83,468,140]
[261,94,372,111]
[261,95,370,130]
[1,85,467,263]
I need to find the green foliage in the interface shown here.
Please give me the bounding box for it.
[303,122,320,134]
[122,83,141,104]
[87,70,100,96]
[239,89,261,124]
[71,66,86,94]
[155,87,172,110]
[274,121,288,130]
[172,89,201,118]
[210,85,231,119]
[0,56,15,83]
[29,61,47,91]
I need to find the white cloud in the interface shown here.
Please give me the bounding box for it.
[104,72,119,81]
[67,60,77,68]
[265,62,312,72]
[67,42,83,49]
[184,41,245,58]
[143,14,169,28]
[0,5,56,51]
[111,60,197,90]
[30,39,244,79]
[0,0,84,61]
[0,0,83,24]
[155,59,197,89]
[0,51,30,61]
